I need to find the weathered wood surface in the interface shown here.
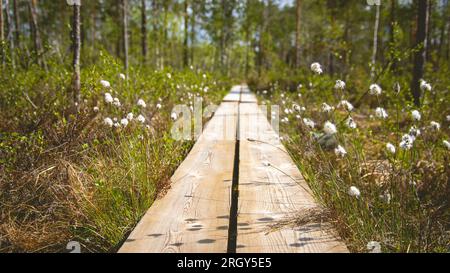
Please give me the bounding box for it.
[119,85,348,253]
[119,100,238,253]
[236,89,348,253]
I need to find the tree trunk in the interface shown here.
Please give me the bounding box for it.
[141,0,148,64]
[12,0,19,48]
[244,9,250,76]
[0,0,4,66]
[5,0,15,68]
[152,0,160,68]
[447,7,450,61]
[371,4,381,79]
[390,0,397,71]
[183,0,189,67]
[261,0,270,70]
[219,0,227,71]
[190,0,196,65]
[410,0,430,107]
[295,0,301,68]
[437,5,448,67]
[162,1,168,68]
[29,0,45,69]
[327,0,336,75]
[90,2,96,49]
[426,1,432,62]
[122,0,129,75]
[389,0,396,43]
[72,1,81,108]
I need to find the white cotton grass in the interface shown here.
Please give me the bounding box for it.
[113,97,121,107]
[334,80,346,90]
[104,93,114,104]
[310,62,323,75]
[375,107,388,119]
[93,106,99,112]
[303,118,315,129]
[443,140,450,150]
[118,73,126,80]
[321,103,333,113]
[104,117,113,127]
[127,113,134,121]
[411,110,421,121]
[335,145,347,158]
[393,82,401,94]
[120,118,129,127]
[386,143,396,154]
[137,114,146,124]
[400,134,414,150]
[369,84,382,96]
[293,104,303,113]
[137,99,147,108]
[420,80,432,92]
[346,117,357,129]
[430,121,440,130]
[408,126,421,140]
[100,80,111,88]
[338,100,354,112]
[156,103,162,109]
[171,112,178,121]
[348,186,360,198]
[323,121,337,135]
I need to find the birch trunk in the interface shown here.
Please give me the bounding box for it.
[72,0,81,106]
[295,0,301,68]
[371,4,380,79]
[122,0,129,74]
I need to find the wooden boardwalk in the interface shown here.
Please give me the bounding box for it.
[119,85,348,253]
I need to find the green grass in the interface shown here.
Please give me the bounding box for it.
[253,67,450,253]
[0,53,230,252]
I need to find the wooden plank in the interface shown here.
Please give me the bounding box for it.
[236,90,348,253]
[223,85,242,102]
[119,101,238,253]
[239,85,257,103]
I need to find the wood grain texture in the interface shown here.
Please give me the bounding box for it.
[119,101,238,253]
[236,89,348,253]
[119,85,348,253]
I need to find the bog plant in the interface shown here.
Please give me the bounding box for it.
[255,62,450,253]
[0,53,229,252]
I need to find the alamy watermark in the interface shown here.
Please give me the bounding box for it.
[366,0,381,5]
[66,0,81,6]
[169,98,280,141]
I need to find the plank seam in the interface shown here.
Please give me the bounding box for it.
[226,87,242,253]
